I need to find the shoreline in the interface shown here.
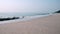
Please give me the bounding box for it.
[0,14,51,24]
[0,13,55,24]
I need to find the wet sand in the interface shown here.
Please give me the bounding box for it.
[0,13,60,34]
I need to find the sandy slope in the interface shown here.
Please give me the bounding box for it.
[0,13,60,34]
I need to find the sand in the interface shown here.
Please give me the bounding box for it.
[0,13,60,34]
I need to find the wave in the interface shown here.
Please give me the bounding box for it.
[0,13,53,24]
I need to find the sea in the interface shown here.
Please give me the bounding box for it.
[0,13,53,24]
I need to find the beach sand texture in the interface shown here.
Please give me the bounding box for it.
[0,13,60,34]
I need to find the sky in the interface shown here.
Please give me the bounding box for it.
[0,0,60,14]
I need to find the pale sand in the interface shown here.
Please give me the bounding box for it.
[0,13,60,34]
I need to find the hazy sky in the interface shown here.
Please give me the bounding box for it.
[0,0,60,13]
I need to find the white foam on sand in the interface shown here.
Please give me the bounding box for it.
[0,14,53,24]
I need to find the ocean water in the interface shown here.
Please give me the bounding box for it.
[0,13,53,24]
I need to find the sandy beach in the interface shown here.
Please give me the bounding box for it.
[0,13,60,34]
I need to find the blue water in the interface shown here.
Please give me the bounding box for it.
[0,12,51,16]
[0,13,53,24]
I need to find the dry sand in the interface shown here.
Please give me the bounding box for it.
[0,13,60,34]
